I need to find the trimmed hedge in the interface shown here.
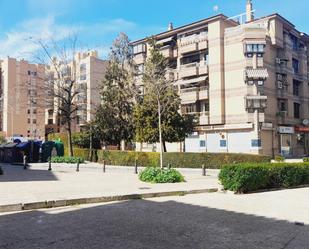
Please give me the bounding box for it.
[219,163,309,193]
[97,151,271,169]
[139,167,185,183]
[61,148,271,169]
[51,156,85,164]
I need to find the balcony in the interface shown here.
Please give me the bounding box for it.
[198,62,208,75]
[179,62,198,78]
[199,86,209,100]
[199,112,210,125]
[180,87,199,104]
[179,32,208,54]
[160,46,174,58]
[244,68,269,80]
[133,53,146,65]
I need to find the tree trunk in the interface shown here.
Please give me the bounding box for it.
[89,126,93,162]
[117,142,121,150]
[163,140,167,152]
[158,101,163,169]
[67,121,73,157]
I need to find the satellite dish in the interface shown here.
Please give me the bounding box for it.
[303,119,309,126]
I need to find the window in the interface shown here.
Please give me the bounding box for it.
[294,102,300,119]
[182,104,197,114]
[136,64,144,75]
[27,118,30,124]
[33,119,36,124]
[245,44,265,55]
[133,44,146,54]
[278,100,287,112]
[220,140,227,147]
[27,70,31,75]
[200,101,209,113]
[246,79,264,86]
[33,109,37,114]
[48,119,53,125]
[251,139,261,147]
[27,109,30,114]
[200,140,206,147]
[48,109,53,115]
[293,80,301,96]
[290,34,299,51]
[80,63,87,80]
[292,58,299,74]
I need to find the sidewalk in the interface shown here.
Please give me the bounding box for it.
[0,162,220,211]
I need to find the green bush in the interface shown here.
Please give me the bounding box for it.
[274,155,285,162]
[51,156,85,164]
[139,167,185,183]
[303,157,309,162]
[219,163,309,193]
[96,150,271,169]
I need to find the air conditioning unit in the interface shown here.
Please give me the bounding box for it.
[278,81,283,89]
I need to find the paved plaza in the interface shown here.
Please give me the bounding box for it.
[0,163,219,207]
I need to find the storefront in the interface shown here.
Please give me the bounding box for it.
[278,126,294,157]
[294,126,309,156]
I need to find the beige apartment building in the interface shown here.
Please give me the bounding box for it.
[131,0,309,157]
[45,51,107,134]
[0,57,46,139]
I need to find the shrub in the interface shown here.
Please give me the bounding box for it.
[303,157,309,162]
[51,156,85,164]
[219,163,309,193]
[96,150,271,169]
[274,155,285,162]
[139,167,185,183]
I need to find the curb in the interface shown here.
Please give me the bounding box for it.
[0,188,218,213]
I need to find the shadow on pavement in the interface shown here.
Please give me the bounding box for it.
[0,164,58,182]
[0,198,308,249]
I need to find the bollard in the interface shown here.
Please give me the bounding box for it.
[23,155,27,170]
[76,159,80,172]
[48,157,52,171]
[103,160,106,173]
[202,164,206,176]
[168,163,171,169]
[134,160,138,174]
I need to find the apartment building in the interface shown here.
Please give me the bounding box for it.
[45,51,107,135]
[0,57,46,139]
[131,0,309,157]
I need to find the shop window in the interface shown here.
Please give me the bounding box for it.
[251,139,261,147]
[220,140,226,147]
[294,102,300,119]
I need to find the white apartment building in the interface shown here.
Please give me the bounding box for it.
[131,0,309,157]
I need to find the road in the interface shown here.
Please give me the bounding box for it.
[1,188,309,249]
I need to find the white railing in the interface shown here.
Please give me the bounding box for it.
[181,62,198,69]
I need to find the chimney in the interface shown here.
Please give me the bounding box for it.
[168,22,173,31]
[246,0,254,22]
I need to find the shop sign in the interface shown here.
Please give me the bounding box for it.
[278,126,294,134]
[295,126,309,133]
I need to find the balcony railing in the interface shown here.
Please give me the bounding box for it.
[179,62,209,78]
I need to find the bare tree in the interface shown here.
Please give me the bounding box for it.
[32,37,80,156]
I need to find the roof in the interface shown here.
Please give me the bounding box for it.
[249,13,309,41]
[130,14,236,45]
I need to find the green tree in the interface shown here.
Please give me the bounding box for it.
[0,135,6,144]
[94,33,135,149]
[134,39,195,168]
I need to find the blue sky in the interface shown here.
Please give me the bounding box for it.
[0,0,308,60]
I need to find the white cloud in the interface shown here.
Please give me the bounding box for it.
[0,15,165,61]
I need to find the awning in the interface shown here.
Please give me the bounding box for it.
[157,36,174,45]
[295,126,309,133]
[245,68,269,79]
[177,76,208,85]
[181,100,197,105]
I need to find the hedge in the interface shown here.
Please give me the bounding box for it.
[219,163,309,193]
[51,156,85,164]
[67,148,271,169]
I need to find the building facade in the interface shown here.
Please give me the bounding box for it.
[131,0,309,157]
[45,51,107,135]
[0,57,46,139]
